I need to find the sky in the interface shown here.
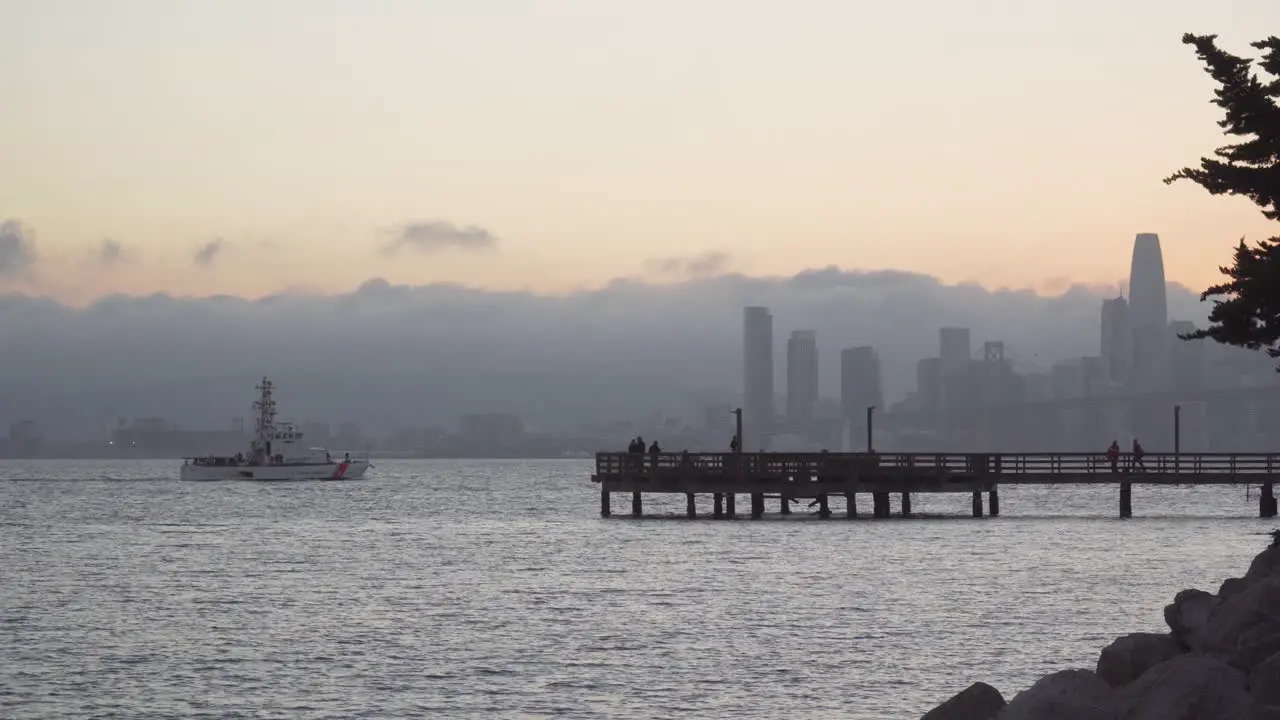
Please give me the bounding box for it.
[3,1,1280,304]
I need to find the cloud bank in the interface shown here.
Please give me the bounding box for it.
[383,221,499,254]
[0,220,37,279]
[0,267,1218,440]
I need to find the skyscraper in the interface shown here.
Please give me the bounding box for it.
[840,346,883,418]
[1101,295,1131,386]
[742,306,774,450]
[785,330,818,430]
[841,346,882,451]
[1128,233,1169,391]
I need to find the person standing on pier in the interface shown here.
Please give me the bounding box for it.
[648,440,661,470]
[1131,439,1147,472]
[1107,440,1120,473]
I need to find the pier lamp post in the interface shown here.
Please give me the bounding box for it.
[866,405,876,453]
[1174,405,1182,471]
[731,408,743,455]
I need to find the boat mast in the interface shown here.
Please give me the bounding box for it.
[251,377,277,459]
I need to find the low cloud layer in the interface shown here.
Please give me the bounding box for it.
[0,219,37,279]
[644,251,732,278]
[383,221,499,254]
[193,238,226,267]
[0,267,1220,440]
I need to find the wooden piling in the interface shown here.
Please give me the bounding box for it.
[726,494,736,519]
[632,491,642,517]
[1120,481,1132,518]
[871,492,887,518]
[845,492,856,519]
[988,486,1000,517]
[780,495,791,514]
[713,493,723,518]
[686,493,696,519]
[751,493,764,519]
[901,492,912,518]
[1262,483,1277,518]
[817,494,831,518]
[971,491,983,518]
[601,488,610,518]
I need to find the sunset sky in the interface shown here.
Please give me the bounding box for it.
[3,0,1279,304]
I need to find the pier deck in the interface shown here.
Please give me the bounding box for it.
[591,452,1280,519]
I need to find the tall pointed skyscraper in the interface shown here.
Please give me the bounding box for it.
[1128,232,1168,391]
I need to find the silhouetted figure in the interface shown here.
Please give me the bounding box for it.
[649,440,660,455]
[729,435,739,453]
[627,437,639,454]
[1106,440,1120,473]
[1131,439,1146,472]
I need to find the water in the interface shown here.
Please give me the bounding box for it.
[1,459,1276,719]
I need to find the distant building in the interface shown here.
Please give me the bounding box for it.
[938,327,972,409]
[841,346,883,419]
[1101,295,1131,386]
[1167,320,1206,391]
[785,330,818,430]
[109,417,245,457]
[458,414,526,446]
[1128,233,1169,391]
[916,357,942,412]
[742,306,774,449]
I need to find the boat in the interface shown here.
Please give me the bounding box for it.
[179,377,373,481]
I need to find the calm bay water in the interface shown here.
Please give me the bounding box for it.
[1,458,1277,719]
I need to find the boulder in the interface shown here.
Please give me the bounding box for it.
[1114,653,1252,720]
[1245,545,1280,585]
[1250,651,1280,706]
[1165,588,1220,650]
[998,669,1118,720]
[1221,577,1251,599]
[1200,578,1280,653]
[1228,621,1280,674]
[1095,632,1182,687]
[921,682,1006,720]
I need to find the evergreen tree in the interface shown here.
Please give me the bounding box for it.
[1164,34,1280,359]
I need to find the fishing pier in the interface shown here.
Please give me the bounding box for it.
[591,451,1280,519]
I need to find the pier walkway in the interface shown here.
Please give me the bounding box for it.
[591,451,1280,519]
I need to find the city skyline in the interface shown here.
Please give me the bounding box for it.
[4,2,1280,303]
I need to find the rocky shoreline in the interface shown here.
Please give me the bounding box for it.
[921,532,1280,719]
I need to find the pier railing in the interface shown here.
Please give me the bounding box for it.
[595,451,1280,478]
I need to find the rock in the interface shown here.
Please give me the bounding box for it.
[1228,621,1280,673]
[1165,588,1220,650]
[1222,577,1251,599]
[1114,653,1252,720]
[998,669,1118,720]
[1200,578,1280,653]
[1095,632,1182,687]
[1250,651,1280,706]
[1245,545,1280,584]
[921,682,1006,720]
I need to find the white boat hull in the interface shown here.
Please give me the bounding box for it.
[180,460,371,482]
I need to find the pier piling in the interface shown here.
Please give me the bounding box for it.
[632,491,642,518]
[1262,483,1277,518]
[751,493,764,519]
[601,488,610,518]
[845,492,856,518]
[713,493,723,518]
[686,493,696,519]
[1120,481,1133,518]
[901,492,912,518]
[726,494,736,519]
[971,491,983,518]
[989,486,1000,517]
